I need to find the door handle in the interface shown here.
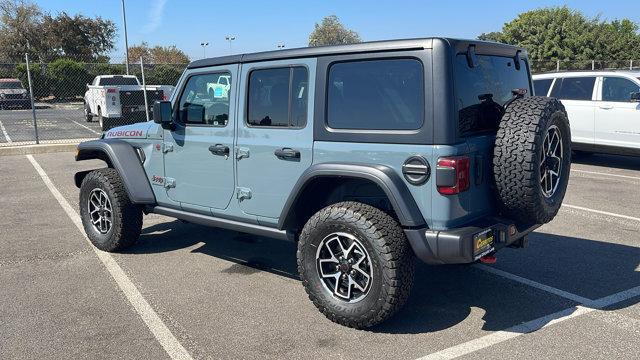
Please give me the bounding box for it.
[274,147,300,160]
[599,105,614,110]
[209,144,230,157]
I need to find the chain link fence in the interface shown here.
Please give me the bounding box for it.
[2,55,639,147]
[0,55,186,147]
[530,59,640,74]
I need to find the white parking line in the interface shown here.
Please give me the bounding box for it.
[562,203,640,223]
[571,169,640,181]
[26,155,193,360]
[473,264,592,304]
[69,119,101,135]
[0,120,12,143]
[417,285,640,360]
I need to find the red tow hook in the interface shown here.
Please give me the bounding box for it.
[479,254,497,264]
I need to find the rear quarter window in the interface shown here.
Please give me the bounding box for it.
[326,58,424,130]
[454,54,530,137]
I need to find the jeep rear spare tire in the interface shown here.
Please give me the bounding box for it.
[297,201,415,329]
[493,96,571,224]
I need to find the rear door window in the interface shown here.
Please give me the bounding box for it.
[326,59,424,130]
[550,77,595,101]
[247,67,309,128]
[533,78,553,96]
[454,54,530,136]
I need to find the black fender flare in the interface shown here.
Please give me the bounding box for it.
[74,139,156,204]
[278,163,426,230]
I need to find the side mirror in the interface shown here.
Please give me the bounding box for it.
[631,92,640,102]
[153,101,173,129]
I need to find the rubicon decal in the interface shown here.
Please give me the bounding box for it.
[106,130,145,138]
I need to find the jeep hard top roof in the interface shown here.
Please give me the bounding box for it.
[187,37,528,69]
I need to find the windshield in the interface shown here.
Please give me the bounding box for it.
[454,54,531,137]
[99,77,139,86]
[0,81,23,89]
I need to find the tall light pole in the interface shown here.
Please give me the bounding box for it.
[225,35,236,54]
[200,42,209,59]
[277,43,285,49]
[121,0,130,74]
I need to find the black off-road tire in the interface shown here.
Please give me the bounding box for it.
[84,102,93,122]
[79,168,143,252]
[297,201,415,329]
[98,107,108,131]
[493,96,571,224]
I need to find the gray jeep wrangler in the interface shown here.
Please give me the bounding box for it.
[75,38,571,328]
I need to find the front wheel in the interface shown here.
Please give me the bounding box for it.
[297,201,415,329]
[79,168,143,252]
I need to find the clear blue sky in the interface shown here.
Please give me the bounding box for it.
[37,0,640,61]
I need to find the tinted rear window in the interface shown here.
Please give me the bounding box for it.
[533,78,553,96]
[454,54,530,137]
[550,77,595,100]
[99,77,139,86]
[327,59,424,130]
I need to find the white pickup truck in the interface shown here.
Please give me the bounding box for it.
[84,75,175,131]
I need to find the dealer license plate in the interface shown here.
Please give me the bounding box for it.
[473,228,495,254]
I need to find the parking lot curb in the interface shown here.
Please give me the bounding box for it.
[0,143,77,156]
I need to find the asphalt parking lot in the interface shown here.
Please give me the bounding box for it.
[0,105,100,145]
[1,151,639,359]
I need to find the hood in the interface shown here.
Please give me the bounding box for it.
[104,122,154,139]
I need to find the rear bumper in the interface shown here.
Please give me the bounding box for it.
[404,217,540,265]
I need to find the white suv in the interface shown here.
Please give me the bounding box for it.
[533,71,640,156]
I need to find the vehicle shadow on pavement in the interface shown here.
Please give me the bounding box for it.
[573,153,640,171]
[129,222,640,335]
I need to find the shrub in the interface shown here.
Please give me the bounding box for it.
[15,63,51,99]
[47,58,91,99]
[146,64,183,86]
[89,63,126,78]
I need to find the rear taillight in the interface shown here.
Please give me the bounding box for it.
[106,88,117,93]
[437,156,470,195]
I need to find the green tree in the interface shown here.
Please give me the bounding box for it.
[42,12,116,61]
[15,62,49,98]
[478,7,640,72]
[128,42,189,64]
[0,0,117,62]
[0,0,49,62]
[47,58,90,99]
[309,15,361,47]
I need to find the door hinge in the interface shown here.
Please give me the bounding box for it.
[164,177,176,189]
[236,147,250,160]
[162,143,174,153]
[236,187,252,200]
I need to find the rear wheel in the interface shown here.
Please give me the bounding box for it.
[84,102,93,122]
[297,201,415,328]
[79,168,142,252]
[97,107,106,131]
